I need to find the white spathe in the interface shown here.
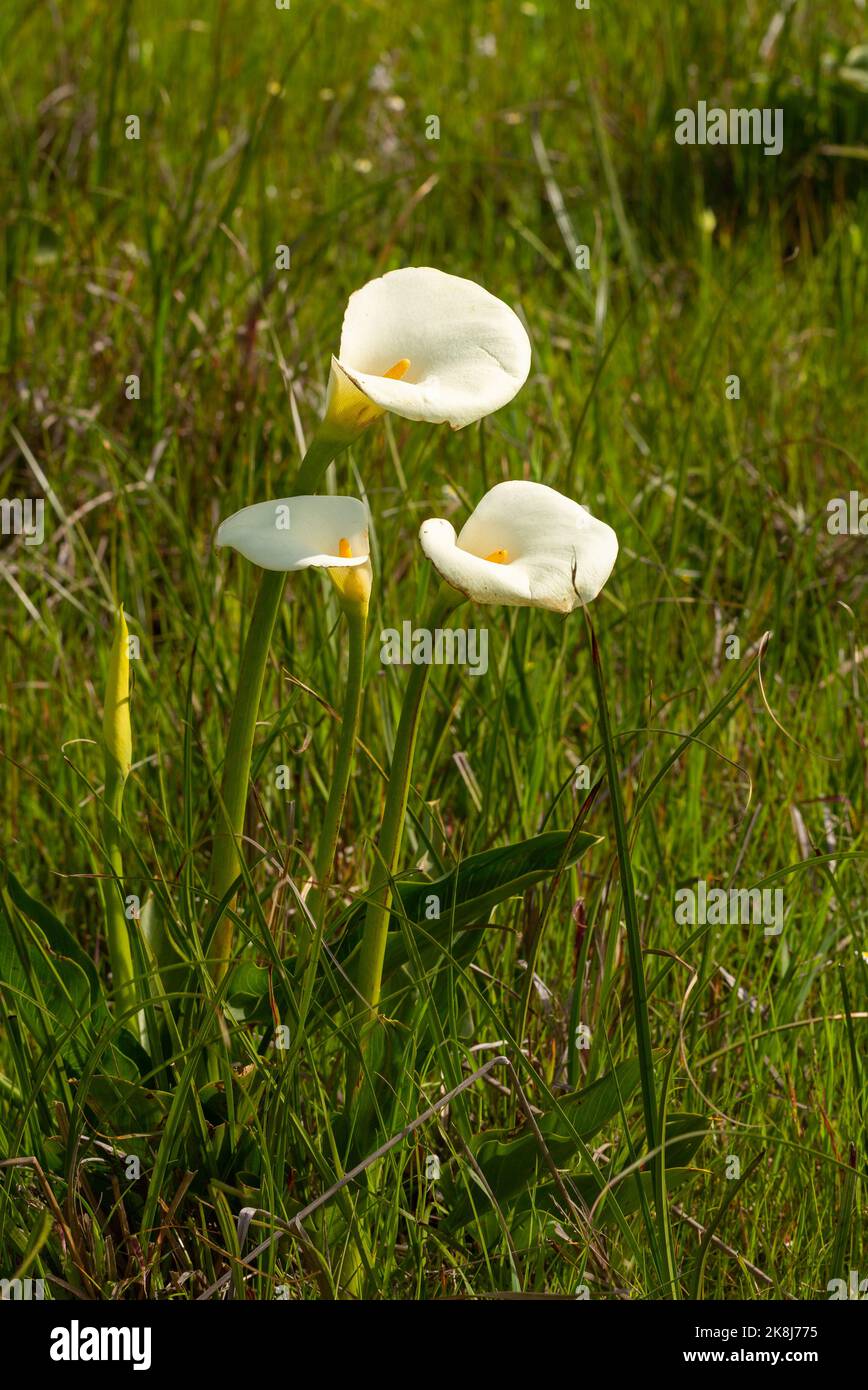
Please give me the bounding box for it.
[330,267,531,430]
[419,480,618,612]
[216,496,369,572]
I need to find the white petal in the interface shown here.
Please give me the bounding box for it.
[419,481,618,612]
[335,267,531,430]
[419,519,533,605]
[216,496,369,572]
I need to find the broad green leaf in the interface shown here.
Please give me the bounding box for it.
[375,829,602,988]
[539,1057,644,1146]
[470,1167,706,1248]
[0,866,147,1080]
[226,830,602,1017]
[83,1075,172,1132]
[659,1112,710,1168]
[139,894,185,989]
[0,886,94,1068]
[442,1058,643,1230]
[11,1209,54,1281]
[553,1165,705,1222]
[393,830,601,932]
[1,858,101,1001]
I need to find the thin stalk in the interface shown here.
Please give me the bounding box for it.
[208,566,285,975]
[349,588,461,1084]
[584,609,657,1154]
[304,600,367,943]
[101,769,139,1033]
[585,608,671,1290]
[207,435,346,983]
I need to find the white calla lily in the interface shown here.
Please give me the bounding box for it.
[418,480,618,613]
[216,495,369,573]
[324,267,531,436]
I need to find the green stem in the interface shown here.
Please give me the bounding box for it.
[585,609,675,1289]
[584,610,657,1153]
[207,435,347,984]
[208,566,285,977]
[101,770,139,1033]
[304,600,367,945]
[353,587,462,1036]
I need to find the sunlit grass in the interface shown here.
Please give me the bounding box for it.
[0,0,865,1299]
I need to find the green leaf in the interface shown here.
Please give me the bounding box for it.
[11,1209,54,1281]
[0,864,147,1080]
[1,858,101,1002]
[442,1058,643,1230]
[555,1165,705,1222]
[139,894,185,990]
[226,831,602,1018]
[84,1075,172,1132]
[0,885,94,1066]
[376,829,601,988]
[659,1112,710,1168]
[473,1167,705,1248]
[539,1057,644,1149]
[394,830,601,932]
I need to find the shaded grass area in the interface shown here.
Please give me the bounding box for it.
[0,0,865,1298]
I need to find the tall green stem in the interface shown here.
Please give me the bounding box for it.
[208,566,285,976]
[586,610,677,1291]
[353,587,462,1033]
[304,600,367,947]
[207,435,348,983]
[101,770,139,1032]
[584,610,656,1152]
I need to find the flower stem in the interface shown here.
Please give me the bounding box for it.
[304,601,367,948]
[350,587,462,1064]
[101,768,139,1035]
[583,608,657,1154]
[208,568,284,978]
[207,434,347,984]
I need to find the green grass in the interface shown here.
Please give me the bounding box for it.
[0,0,865,1300]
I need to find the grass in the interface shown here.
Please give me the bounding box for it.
[0,0,865,1300]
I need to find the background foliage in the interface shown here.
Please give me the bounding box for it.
[1,0,865,1299]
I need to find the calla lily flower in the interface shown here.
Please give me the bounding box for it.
[418,480,618,613]
[217,495,369,573]
[323,267,532,437]
[217,495,372,610]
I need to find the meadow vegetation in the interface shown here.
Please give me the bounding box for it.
[0,0,865,1299]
